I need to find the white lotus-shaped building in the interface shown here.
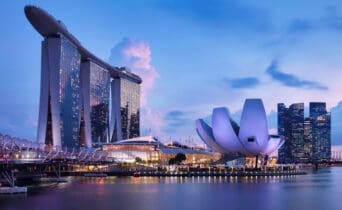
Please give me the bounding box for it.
[196,99,284,156]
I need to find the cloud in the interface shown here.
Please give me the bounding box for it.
[109,37,159,106]
[164,110,193,128]
[140,107,164,136]
[159,0,272,32]
[223,77,260,89]
[266,60,328,90]
[109,37,162,135]
[162,110,199,142]
[283,7,342,36]
[265,8,342,48]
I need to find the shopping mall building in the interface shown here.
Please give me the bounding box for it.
[101,136,221,165]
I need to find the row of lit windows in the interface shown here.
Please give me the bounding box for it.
[44,35,140,148]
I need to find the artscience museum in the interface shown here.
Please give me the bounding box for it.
[196,99,284,158]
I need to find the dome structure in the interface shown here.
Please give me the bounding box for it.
[196,99,284,156]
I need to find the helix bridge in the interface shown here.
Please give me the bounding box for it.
[0,133,116,187]
[0,133,114,164]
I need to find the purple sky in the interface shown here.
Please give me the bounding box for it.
[0,0,342,145]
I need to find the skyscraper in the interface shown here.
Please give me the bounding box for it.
[36,35,82,148]
[110,75,140,142]
[289,103,305,162]
[277,103,304,163]
[303,117,312,162]
[80,61,111,147]
[277,103,290,163]
[278,102,331,163]
[25,5,142,148]
[310,102,331,162]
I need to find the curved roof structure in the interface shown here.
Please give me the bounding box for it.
[196,119,225,153]
[115,136,159,145]
[196,99,284,156]
[24,5,142,84]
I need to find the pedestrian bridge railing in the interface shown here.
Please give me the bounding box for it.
[0,133,113,164]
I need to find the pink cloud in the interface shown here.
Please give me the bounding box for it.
[109,38,163,135]
[109,37,159,107]
[141,107,164,135]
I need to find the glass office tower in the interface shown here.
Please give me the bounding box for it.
[278,102,331,163]
[277,103,288,163]
[310,102,331,162]
[37,34,81,148]
[303,117,312,162]
[81,61,110,147]
[277,103,304,163]
[289,103,305,162]
[110,77,140,142]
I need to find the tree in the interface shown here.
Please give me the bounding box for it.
[135,157,142,163]
[175,153,186,162]
[168,153,186,165]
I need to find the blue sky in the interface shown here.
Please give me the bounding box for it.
[1,0,342,145]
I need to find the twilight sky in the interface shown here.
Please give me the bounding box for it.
[1,0,342,145]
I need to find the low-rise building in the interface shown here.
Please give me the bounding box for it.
[101,136,220,165]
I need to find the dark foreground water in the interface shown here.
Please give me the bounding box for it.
[1,167,342,210]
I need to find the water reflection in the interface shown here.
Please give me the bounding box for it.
[1,168,342,210]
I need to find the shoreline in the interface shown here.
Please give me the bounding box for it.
[47,170,306,177]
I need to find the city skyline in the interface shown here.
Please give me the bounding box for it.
[278,102,331,163]
[1,1,342,145]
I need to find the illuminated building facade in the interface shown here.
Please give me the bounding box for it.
[81,61,110,147]
[110,76,140,142]
[278,102,331,163]
[277,103,305,163]
[303,117,312,162]
[102,136,219,164]
[289,103,305,162]
[25,5,142,148]
[310,102,331,162]
[36,35,82,148]
[277,103,290,163]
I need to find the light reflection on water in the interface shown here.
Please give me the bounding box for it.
[0,167,342,210]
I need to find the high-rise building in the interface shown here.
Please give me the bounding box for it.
[25,6,142,148]
[110,76,140,142]
[277,103,304,163]
[289,103,305,162]
[310,102,331,162]
[278,102,331,163]
[277,103,290,163]
[303,117,312,162]
[36,35,82,148]
[80,61,111,147]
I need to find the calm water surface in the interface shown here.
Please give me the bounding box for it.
[1,167,342,210]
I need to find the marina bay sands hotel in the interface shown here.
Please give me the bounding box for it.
[25,6,142,148]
